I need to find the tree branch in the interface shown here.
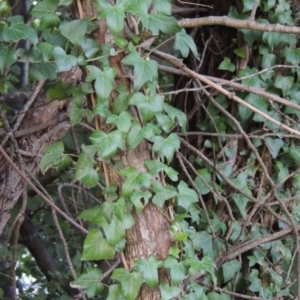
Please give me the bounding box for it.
[178,16,300,34]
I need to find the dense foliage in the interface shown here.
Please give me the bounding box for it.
[1,0,300,299]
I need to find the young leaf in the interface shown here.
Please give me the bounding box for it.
[122,52,158,90]
[82,229,115,260]
[164,103,187,132]
[106,111,132,133]
[135,255,163,288]
[130,190,152,212]
[107,284,124,300]
[142,14,180,35]
[152,181,176,207]
[30,0,60,27]
[174,29,199,58]
[194,168,212,195]
[152,133,180,164]
[112,268,144,300]
[70,268,104,298]
[79,206,107,226]
[177,181,198,211]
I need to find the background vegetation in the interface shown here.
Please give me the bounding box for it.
[1,0,300,299]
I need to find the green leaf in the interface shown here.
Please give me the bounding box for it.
[242,0,256,12]
[152,181,176,207]
[97,0,125,35]
[281,47,300,65]
[142,14,180,35]
[129,92,164,122]
[164,257,186,284]
[70,268,104,298]
[288,141,300,165]
[41,141,64,173]
[184,256,216,283]
[102,215,129,245]
[156,113,175,133]
[3,19,38,45]
[107,284,124,300]
[160,281,181,300]
[130,190,152,212]
[74,152,99,188]
[144,158,178,181]
[82,229,115,260]
[264,137,284,159]
[218,57,235,72]
[126,121,159,150]
[120,167,152,196]
[30,0,60,28]
[101,198,125,221]
[122,52,158,90]
[232,194,248,218]
[59,19,88,45]
[152,133,180,164]
[89,130,124,159]
[177,181,198,211]
[191,232,214,258]
[106,111,132,133]
[86,66,117,101]
[112,268,144,300]
[222,259,241,282]
[0,45,16,74]
[30,63,57,81]
[53,47,78,72]
[153,0,172,15]
[174,29,199,58]
[164,103,187,132]
[79,206,107,226]
[194,168,212,195]
[135,255,163,288]
[274,75,294,97]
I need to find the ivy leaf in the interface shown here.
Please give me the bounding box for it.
[70,268,104,298]
[120,167,152,196]
[135,255,163,288]
[74,153,99,188]
[40,141,72,174]
[218,57,235,72]
[156,113,174,133]
[264,137,284,159]
[89,130,124,159]
[242,0,256,12]
[152,181,176,207]
[86,66,117,101]
[274,75,294,97]
[142,14,180,35]
[152,133,180,164]
[0,46,16,74]
[112,268,144,300]
[59,19,88,45]
[122,52,158,90]
[102,215,128,246]
[129,92,164,122]
[107,284,124,300]
[164,103,187,132]
[97,0,125,35]
[194,168,212,195]
[3,19,38,45]
[164,257,186,284]
[144,158,178,181]
[130,190,152,212]
[160,282,181,300]
[222,259,241,282]
[191,232,214,258]
[53,47,78,72]
[281,47,300,65]
[79,206,107,226]
[184,256,217,283]
[174,29,199,58]
[101,198,125,221]
[82,229,115,260]
[126,121,159,150]
[106,111,132,133]
[288,141,300,165]
[30,0,60,27]
[153,0,172,15]
[176,181,198,211]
